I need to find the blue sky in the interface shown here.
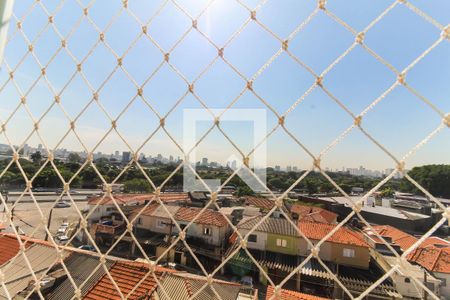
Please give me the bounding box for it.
[0,0,449,171]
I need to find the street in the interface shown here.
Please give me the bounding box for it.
[0,200,89,241]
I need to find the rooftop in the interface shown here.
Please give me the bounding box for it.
[0,235,32,266]
[369,225,418,251]
[266,286,329,300]
[408,246,450,274]
[157,272,243,300]
[84,261,172,300]
[290,205,337,224]
[319,197,430,220]
[238,216,299,237]
[299,222,369,248]
[244,196,275,210]
[175,207,229,227]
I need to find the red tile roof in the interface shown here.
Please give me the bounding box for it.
[84,261,172,300]
[290,205,337,224]
[0,234,33,265]
[266,286,329,300]
[419,236,450,248]
[88,193,189,205]
[370,225,418,251]
[244,196,275,210]
[408,246,450,274]
[175,207,229,227]
[299,222,368,248]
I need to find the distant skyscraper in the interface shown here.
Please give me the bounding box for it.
[293,166,298,172]
[201,157,208,166]
[275,165,281,172]
[122,151,131,163]
[169,155,174,162]
[286,166,292,172]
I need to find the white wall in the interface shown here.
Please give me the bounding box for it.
[238,229,267,251]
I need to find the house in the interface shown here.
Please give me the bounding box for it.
[87,193,189,222]
[237,217,369,269]
[265,285,329,300]
[366,225,450,298]
[290,205,337,224]
[408,246,450,298]
[297,222,370,269]
[382,255,441,299]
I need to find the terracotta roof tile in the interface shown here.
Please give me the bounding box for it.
[84,261,172,300]
[266,286,329,300]
[299,222,368,248]
[408,246,450,274]
[175,207,229,227]
[0,234,33,266]
[290,205,337,224]
[370,225,418,251]
[244,197,275,210]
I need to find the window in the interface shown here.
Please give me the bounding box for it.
[136,218,142,225]
[404,278,410,283]
[343,248,355,258]
[276,239,287,247]
[248,234,257,243]
[203,227,212,236]
[157,220,166,228]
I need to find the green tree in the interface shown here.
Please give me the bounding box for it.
[235,186,255,197]
[31,151,43,165]
[123,178,153,193]
[68,153,82,164]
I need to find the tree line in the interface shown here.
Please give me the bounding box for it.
[0,153,449,198]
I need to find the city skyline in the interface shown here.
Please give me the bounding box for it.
[1,1,449,171]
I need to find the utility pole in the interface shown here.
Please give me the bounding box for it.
[45,208,53,241]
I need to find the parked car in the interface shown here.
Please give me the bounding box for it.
[57,227,67,234]
[60,222,69,228]
[78,245,95,251]
[240,276,253,289]
[54,201,70,208]
[56,235,69,244]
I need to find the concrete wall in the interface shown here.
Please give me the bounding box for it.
[298,238,370,269]
[435,272,450,299]
[238,229,267,251]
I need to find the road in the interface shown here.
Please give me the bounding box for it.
[0,201,89,241]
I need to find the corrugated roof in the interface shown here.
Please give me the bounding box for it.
[0,244,65,299]
[47,252,114,300]
[84,261,170,300]
[0,235,32,266]
[238,216,299,237]
[157,272,241,300]
[134,203,181,218]
[266,286,329,300]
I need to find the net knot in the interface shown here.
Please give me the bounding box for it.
[318,0,327,10]
[355,32,365,44]
[444,114,450,127]
[354,115,362,127]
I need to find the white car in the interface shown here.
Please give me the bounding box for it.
[56,235,69,244]
[60,222,69,228]
[57,228,66,234]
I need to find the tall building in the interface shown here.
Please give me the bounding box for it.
[287,166,292,172]
[122,151,131,163]
[201,157,208,166]
[275,165,281,172]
